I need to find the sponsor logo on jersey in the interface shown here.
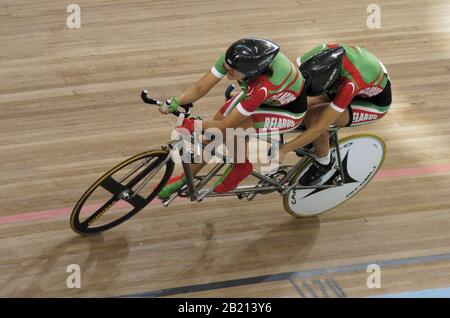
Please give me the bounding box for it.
[269,92,297,105]
[353,112,378,123]
[264,117,297,129]
[358,86,383,97]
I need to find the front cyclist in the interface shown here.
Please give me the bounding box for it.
[158,38,307,199]
[279,43,392,185]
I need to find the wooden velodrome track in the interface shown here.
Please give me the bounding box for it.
[1,0,450,298]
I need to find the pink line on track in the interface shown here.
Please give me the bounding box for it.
[374,163,450,179]
[0,198,171,226]
[1,163,450,226]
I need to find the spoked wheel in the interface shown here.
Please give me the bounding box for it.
[70,149,174,235]
[283,134,386,217]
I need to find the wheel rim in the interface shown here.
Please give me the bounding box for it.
[70,150,173,234]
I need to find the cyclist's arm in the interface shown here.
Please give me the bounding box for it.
[202,84,268,131]
[281,106,341,154]
[202,107,248,131]
[177,71,221,105]
[282,81,356,153]
[177,53,227,105]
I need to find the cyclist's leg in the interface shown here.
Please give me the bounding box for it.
[159,92,252,198]
[251,105,306,166]
[299,82,392,186]
[189,110,253,176]
[212,91,307,192]
[297,106,351,186]
[214,105,306,192]
[346,81,392,128]
[207,98,256,192]
[307,95,330,110]
[306,80,392,158]
[304,104,350,158]
[211,88,307,192]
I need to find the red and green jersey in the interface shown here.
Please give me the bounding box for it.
[296,43,390,112]
[211,52,305,115]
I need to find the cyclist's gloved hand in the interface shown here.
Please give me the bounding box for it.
[160,97,180,114]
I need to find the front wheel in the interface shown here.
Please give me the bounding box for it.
[70,149,174,235]
[283,134,386,217]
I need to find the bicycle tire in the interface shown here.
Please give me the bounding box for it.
[283,133,386,217]
[70,149,174,235]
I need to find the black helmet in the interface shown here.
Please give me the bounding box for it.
[225,38,280,81]
[299,46,345,96]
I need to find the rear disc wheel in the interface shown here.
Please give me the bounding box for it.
[283,134,386,217]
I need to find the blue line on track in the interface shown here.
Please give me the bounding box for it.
[372,287,450,298]
[121,251,450,298]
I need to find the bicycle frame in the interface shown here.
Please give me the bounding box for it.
[139,90,347,207]
[158,126,347,207]
[70,90,384,235]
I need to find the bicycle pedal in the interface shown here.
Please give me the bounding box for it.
[262,167,278,176]
[177,184,189,198]
[161,192,178,207]
[262,165,287,177]
[272,166,289,178]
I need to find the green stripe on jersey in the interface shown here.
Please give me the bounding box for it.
[350,100,391,113]
[254,107,306,118]
[341,44,387,88]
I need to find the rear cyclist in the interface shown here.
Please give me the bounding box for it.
[158,38,308,199]
[280,43,392,185]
